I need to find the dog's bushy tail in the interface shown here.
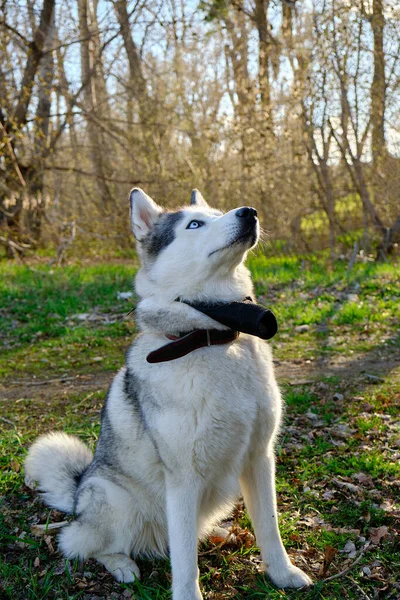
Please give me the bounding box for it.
[24,432,93,513]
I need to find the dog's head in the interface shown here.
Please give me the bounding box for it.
[130,188,259,301]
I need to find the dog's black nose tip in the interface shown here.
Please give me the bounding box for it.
[235,207,258,219]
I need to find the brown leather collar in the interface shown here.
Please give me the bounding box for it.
[146,329,239,364]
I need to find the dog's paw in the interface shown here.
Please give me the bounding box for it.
[267,563,312,589]
[24,474,38,490]
[97,554,141,583]
[113,562,140,584]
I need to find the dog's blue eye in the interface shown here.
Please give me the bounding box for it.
[186,220,204,230]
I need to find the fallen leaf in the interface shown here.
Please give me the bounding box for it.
[318,545,337,577]
[361,508,371,523]
[10,459,20,473]
[369,525,389,545]
[323,490,336,500]
[342,540,356,553]
[353,472,373,486]
[44,535,55,554]
[332,478,360,494]
[209,535,226,545]
[341,540,357,558]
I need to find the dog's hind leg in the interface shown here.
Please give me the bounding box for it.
[240,449,312,589]
[59,520,141,582]
[58,477,141,583]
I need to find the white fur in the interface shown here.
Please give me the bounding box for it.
[24,432,93,513]
[130,188,162,240]
[24,190,312,598]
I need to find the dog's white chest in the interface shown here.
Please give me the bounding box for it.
[128,334,278,477]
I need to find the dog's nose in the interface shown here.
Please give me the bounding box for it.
[235,207,258,219]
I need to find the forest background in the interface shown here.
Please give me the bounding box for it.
[1,0,400,262]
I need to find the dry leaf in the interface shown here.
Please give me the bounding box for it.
[209,535,226,545]
[10,459,20,473]
[318,545,337,577]
[361,508,371,523]
[44,535,55,554]
[354,472,373,486]
[332,478,360,494]
[369,525,389,545]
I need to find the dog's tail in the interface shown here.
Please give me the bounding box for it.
[24,432,93,513]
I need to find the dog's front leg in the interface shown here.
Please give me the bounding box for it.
[240,449,312,589]
[165,475,203,600]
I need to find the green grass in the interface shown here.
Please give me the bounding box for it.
[0,263,138,377]
[1,252,400,599]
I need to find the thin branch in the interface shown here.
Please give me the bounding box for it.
[346,576,371,600]
[42,33,94,55]
[0,416,17,428]
[323,550,366,583]
[44,164,173,185]
[0,121,27,188]
[0,19,30,46]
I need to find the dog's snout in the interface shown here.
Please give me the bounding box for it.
[235,207,258,219]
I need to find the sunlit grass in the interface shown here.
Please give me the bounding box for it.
[1,253,399,599]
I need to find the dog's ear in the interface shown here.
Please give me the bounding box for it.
[130,188,162,240]
[190,189,208,208]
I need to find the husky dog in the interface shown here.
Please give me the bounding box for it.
[25,189,312,600]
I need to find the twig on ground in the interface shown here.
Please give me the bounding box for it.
[346,576,372,600]
[323,550,366,583]
[240,558,263,571]
[364,373,384,382]
[31,521,69,536]
[73,392,95,409]
[198,538,230,556]
[9,376,76,386]
[198,529,235,556]
[0,416,17,428]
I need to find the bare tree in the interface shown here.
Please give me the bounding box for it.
[77,0,113,207]
[0,0,55,253]
[1,0,399,259]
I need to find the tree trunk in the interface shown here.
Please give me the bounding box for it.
[320,161,336,258]
[77,0,113,207]
[254,0,272,129]
[114,0,150,122]
[11,0,55,130]
[114,0,161,167]
[223,7,253,193]
[27,7,56,241]
[89,0,111,119]
[371,0,386,165]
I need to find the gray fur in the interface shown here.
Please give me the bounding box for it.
[123,367,166,468]
[123,368,147,429]
[142,211,184,257]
